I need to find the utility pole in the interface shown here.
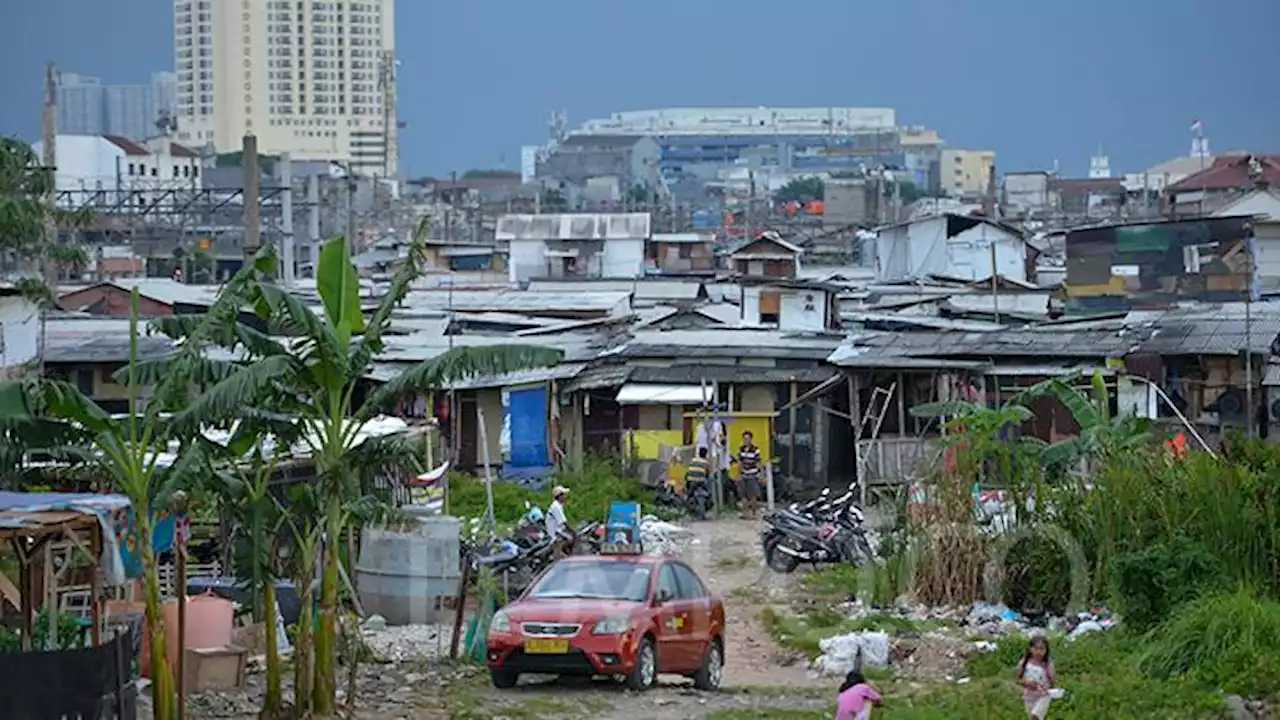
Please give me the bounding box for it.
[39,62,58,377]
[345,164,357,255]
[41,63,58,291]
[280,153,295,288]
[242,134,261,259]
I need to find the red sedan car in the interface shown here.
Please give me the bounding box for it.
[485,554,726,691]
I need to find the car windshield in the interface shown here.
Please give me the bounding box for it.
[526,560,651,602]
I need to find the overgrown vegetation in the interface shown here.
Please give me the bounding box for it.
[446,455,660,529]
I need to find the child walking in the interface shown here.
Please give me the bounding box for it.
[1017,635,1055,719]
[835,670,882,720]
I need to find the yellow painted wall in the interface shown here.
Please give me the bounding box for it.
[667,412,775,489]
[624,430,683,461]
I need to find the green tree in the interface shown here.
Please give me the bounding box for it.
[160,227,563,713]
[774,175,825,205]
[0,262,269,718]
[0,137,89,300]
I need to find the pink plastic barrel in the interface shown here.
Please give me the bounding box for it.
[163,592,234,660]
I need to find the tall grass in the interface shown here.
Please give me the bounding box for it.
[1138,587,1280,698]
[446,455,655,526]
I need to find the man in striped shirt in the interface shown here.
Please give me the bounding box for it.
[737,431,763,519]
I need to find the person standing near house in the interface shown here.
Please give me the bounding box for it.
[737,431,763,519]
[547,486,573,559]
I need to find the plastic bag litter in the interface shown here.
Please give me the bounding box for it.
[813,631,890,676]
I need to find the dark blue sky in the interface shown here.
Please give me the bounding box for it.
[3,0,1276,178]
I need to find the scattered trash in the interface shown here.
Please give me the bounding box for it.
[640,515,696,556]
[812,631,891,676]
[361,623,450,662]
[362,614,387,633]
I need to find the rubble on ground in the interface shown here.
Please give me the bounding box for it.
[840,597,1119,640]
[641,515,698,556]
[361,621,453,662]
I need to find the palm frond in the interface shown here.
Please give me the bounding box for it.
[347,233,427,377]
[255,283,344,367]
[172,355,299,434]
[359,345,564,419]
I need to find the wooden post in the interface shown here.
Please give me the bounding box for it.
[173,491,190,720]
[449,558,471,659]
[43,541,56,650]
[788,380,798,479]
[90,527,102,646]
[848,373,865,507]
[176,547,187,720]
[16,539,32,651]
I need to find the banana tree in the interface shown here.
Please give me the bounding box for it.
[203,445,288,716]
[1013,370,1153,467]
[165,231,563,713]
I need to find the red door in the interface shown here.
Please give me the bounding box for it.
[653,564,694,672]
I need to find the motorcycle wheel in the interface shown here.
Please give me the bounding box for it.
[692,494,709,521]
[763,534,800,574]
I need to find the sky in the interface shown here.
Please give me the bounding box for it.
[2,0,1276,179]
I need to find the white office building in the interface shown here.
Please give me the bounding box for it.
[174,0,398,176]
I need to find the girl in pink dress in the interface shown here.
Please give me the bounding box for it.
[1017,635,1056,719]
[835,670,883,720]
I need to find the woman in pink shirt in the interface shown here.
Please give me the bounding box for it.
[835,670,883,720]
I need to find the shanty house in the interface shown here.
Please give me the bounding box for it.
[727,234,803,278]
[874,213,1033,284]
[498,213,650,283]
[42,316,176,413]
[57,279,218,318]
[1214,188,1280,290]
[740,279,840,331]
[646,232,716,274]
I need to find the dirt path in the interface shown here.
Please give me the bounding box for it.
[444,517,833,719]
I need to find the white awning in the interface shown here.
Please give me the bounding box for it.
[615,383,711,405]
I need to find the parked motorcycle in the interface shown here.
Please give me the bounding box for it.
[761,486,872,573]
[655,476,713,520]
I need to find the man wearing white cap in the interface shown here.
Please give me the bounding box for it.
[547,485,572,558]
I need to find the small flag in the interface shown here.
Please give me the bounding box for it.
[1190,119,1203,133]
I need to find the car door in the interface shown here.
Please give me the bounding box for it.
[671,562,712,664]
[652,563,692,672]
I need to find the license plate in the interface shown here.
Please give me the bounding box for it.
[523,638,569,654]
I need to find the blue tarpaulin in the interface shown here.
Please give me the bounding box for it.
[504,385,552,482]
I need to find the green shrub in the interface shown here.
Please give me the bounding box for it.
[1002,534,1072,615]
[1139,587,1280,698]
[446,456,658,527]
[1108,536,1224,629]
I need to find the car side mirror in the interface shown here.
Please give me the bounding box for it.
[656,588,674,604]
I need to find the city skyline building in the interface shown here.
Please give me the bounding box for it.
[565,107,942,191]
[56,71,177,140]
[173,0,398,176]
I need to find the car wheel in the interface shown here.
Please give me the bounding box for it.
[489,667,518,689]
[692,638,723,691]
[764,536,799,573]
[626,636,657,691]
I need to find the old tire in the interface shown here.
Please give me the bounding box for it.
[627,636,658,691]
[764,535,799,574]
[692,638,724,691]
[490,667,519,689]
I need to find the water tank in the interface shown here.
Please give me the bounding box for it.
[356,517,461,625]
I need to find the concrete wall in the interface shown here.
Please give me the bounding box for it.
[742,286,830,331]
[876,216,1026,283]
[0,295,40,371]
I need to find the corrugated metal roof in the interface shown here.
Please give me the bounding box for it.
[527,278,704,302]
[604,329,843,360]
[45,328,176,364]
[628,365,836,384]
[560,364,634,393]
[446,362,586,391]
[401,289,629,314]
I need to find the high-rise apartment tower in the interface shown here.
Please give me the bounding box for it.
[174,0,398,176]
